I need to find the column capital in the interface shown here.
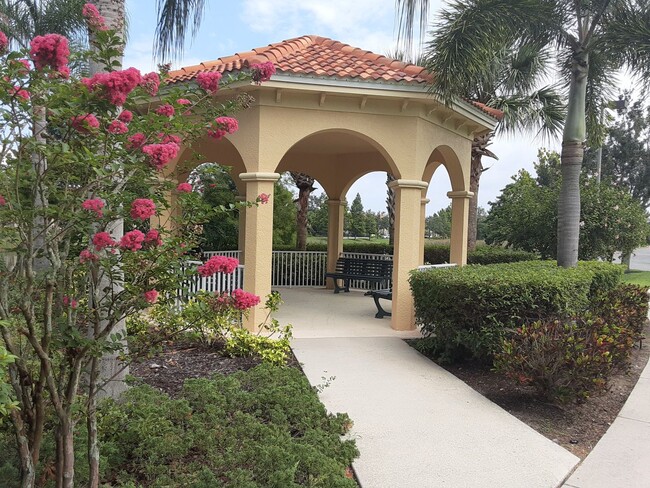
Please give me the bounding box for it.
[447,190,474,199]
[387,179,428,190]
[327,198,347,207]
[239,172,281,182]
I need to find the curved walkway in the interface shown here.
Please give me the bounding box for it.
[276,288,579,488]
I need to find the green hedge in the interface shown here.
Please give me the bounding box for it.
[409,261,624,363]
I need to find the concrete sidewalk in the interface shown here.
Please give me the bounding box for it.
[276,288,579,488]
[563,348,650,488]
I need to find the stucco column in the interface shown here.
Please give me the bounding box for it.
[235,195,246,263]
[448,190,474,266]
[389,179,428,331]
[240,172,280,331]
[420,197,430,265]
[326,198,346,290]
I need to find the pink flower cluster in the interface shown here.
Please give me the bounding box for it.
[231,289,260,310]
[0,31,8,54]
[107,120,128,134]
[141,142,180,170]
[82,3,107,31]
[92,231,116,251]
[258,193,269,204]
[118,110,133,123]
[30,34,69,73]
[0,195,6,206]
[177,98,191,105]
[130,198,156,220]
[120,229,145,251]
[143,289,159,304]
[159,133,181,145]
[144,229,162,247]
[71,113,100,133]
[250,62,276,84]
[207,116,238,140]
[11,59,31,75]
[196,71,222,92]
[127,132,146,150]
[140,72,160,96]
[79,249,98,263]
[82,67,142,105]
[197,255,239,277]
[155,104,175,117]
[176,182,192,193]
[62,296,79,309]
[82,198,104,217]
[10,86,30,101]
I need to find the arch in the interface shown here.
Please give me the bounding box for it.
[276,129,399,200]
[421,145,467,192]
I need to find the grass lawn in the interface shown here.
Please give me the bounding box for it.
[622,269,650,287]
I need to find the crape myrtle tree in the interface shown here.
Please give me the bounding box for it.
[396,0,650,266]
[0,7,275,486]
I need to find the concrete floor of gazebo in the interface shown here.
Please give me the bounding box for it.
[272,287,422,339]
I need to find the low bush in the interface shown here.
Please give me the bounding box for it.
[494,316,637,402]
[467,247,538,265]
[409,261,624,363]
[98,364,358,487]
[591,283,649,336]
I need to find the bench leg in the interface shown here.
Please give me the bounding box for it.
[344,279,350,293]
[333,278,343,294]
[373,295,391,319]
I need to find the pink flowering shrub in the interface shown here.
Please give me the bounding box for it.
[82,3,107,31]
[159,133,181,145]
[207,116,239,140]
[143,229,162,247]
[155,104,175,117]
[79,249,99,263]
[62,296,79,309]
[107,120,128,134]
[250,62,276,83]
[92,231,116,250]
[143,290,159,304]
[82,198,104,217]
[30,34,69,72]
[177,98,191,105]
[0,31,7,54]
[127,132,146,150]
[120,230,145,251]
[197,255,239,277]
[140,72,160,96]
[0,195,6,206]
[82,67,142,105]
[176,182,192,193]
[130,198,156,220]
[141,143,180,170]
[71,113,100,133]
[118,110,133,123]
[231,289,261,310]
[258,193,270,204]
[196,71,222,92]
[10,86,30,101]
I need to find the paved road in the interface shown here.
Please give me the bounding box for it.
[626,246,650,271]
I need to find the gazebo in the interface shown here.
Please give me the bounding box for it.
[160,35,498,331]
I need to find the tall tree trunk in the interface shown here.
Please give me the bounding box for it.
[386,174,396,246]
[468,132,497,251]
[290,172,315,251]
[90,0,129,399]
[557,50,588,268]
[60,418,75,488]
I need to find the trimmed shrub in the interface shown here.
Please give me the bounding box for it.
[409,261,624,362]
[467,247,538,265]
[591,283,650,336]
[97,364,358,487]
[494,316,637,402]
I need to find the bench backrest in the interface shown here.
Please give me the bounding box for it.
[335,257,392,277]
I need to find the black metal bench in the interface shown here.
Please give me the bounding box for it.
[367,263,458,319]
[325,257,392,293]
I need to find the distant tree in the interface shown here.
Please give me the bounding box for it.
[273,179,297,247]
[365,210,380,237]
[476,206,488,241]
[426,206,452,238]
[307,193,329,237]
[485,150,649,260]
[348,193,367,238]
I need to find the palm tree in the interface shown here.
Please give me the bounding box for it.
[290,172,316,251]
[154,0,207,61]
[396,0,650,266]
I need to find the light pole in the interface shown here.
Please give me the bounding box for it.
[596,96,627,184]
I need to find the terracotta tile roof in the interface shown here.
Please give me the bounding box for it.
[167,35,502,120]
[167,34,432,85]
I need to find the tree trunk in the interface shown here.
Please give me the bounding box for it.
[557,50,588,268]
[386,174,396,246]
[467,154,482,252]
[87,358,100,488]
[60,419,75,488]
[290,172,315,251]
[11,410,36,488]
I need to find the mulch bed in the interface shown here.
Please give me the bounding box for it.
[130,341,301,396]
[438,327,650,459]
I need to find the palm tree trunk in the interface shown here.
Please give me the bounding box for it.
[386,174,396,246]
[290,172,315,251]
[467,154,482,252]
[557,50,588,268]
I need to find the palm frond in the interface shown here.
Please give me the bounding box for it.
[601,0,650,89]
[394,0,430,54]
[491,85,566,139]
[500,43,553,95]
[154,0,207,62]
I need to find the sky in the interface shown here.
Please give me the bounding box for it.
[123,0,627,216]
